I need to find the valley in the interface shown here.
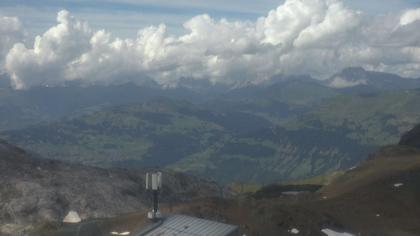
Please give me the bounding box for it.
[1,68,420,183]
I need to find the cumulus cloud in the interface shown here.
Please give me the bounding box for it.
[400,8,420,26]
[0,15,22,73]
[258,0,361,48]
[3,0,420,89]
[6,10,91,89]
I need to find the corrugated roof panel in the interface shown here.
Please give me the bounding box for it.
[144,214,238,236]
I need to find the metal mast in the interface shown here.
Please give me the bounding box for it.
[145,172,162,220]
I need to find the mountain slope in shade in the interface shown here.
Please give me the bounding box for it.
[399,123,420,148]
[0,139,221,234]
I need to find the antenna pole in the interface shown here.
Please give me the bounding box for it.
[146,172,162,221]
[153,190,158,214]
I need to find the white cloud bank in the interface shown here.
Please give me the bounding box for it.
[0,16,22,73]
[328,76,367,89]
[400,8,420,26]
[2,0,420,89]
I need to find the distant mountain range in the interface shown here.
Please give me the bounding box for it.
[1,68,420,183]
[1,67,419,132]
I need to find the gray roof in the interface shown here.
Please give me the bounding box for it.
[143,214,238,236]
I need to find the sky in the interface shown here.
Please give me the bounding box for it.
[1,0,420,37]
[1,0,420,89]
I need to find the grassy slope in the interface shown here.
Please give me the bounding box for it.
[290,90,420,146]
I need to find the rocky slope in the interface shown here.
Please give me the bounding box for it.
[0,139,222,234]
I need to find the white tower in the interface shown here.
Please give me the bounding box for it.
[145,172,162,220]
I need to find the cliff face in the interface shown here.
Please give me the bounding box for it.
[0,139,221,231]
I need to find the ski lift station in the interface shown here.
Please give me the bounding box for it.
[140,214,239,236]
[141,172,240,236]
